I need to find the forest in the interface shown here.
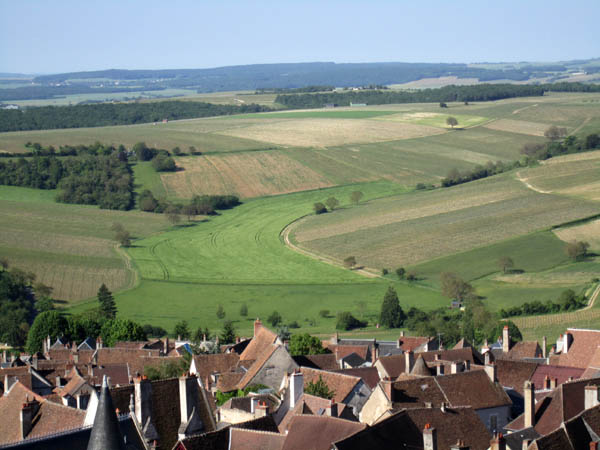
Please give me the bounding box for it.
[0,101,273,132]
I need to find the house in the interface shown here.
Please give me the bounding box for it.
[555,328,600,368]
[506,376,600,436]
[292,354,338,371]
[299,367,371,416]
[526,403,600,450]
[282,414,366,450]
[333,406,492,450]
[236,344,298,392]
[360,369,512,432]
[189,353,240,390]
[218,394,280,425]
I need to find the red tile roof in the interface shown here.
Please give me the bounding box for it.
[495,359,538,395]
[397,336,432,352]
[282,415,366,450]
[237,344,279,390]
[558,329,600,369]
[240,326,278,362]
[300,367,362,404]
[332,367,380,389]
[530,365,584,390]
[293,354,338,371]
[229,428,285,450]
[504,341,543,360]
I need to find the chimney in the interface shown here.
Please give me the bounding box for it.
[1,350,6,363]
[134,376,153,426]
[522,440,532,450]
[163,337,169,355]
[550,378,557,389]
[563,332,573,354]
[484,351,492,365]
[178,374,204,438]
[73,353,79,364]
[464,360,470,371]
[440,402,447,413]
[502,326,510,353]
[524,381,535,428]
[436,364,445,376]
[542,336,547,359]
[55,376,61,388]
[405,350,414,374]
[381,378,393,402]
[289,371,303,409]
[585,384,600,410]
[450,441,470,450]
[250,396,259,414]
[591,443,599,450]
[490,432,506,450]
[400,331,405,337]
[423,423,437,450]
[331,332,339,345]
[326,400,338,417]
[254,318,262,337]
[551,344,556,355]
[485,363,497,383]
[20,399,40,439]
[255,401,269,417]
[96,336,103,349]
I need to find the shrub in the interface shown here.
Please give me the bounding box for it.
[336,311,366,331]
[319,309,330,318]
[267,311,282,327]
[313,202,327,214]
[343,256,357,269]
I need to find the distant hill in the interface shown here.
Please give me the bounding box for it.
[1,59,599,102]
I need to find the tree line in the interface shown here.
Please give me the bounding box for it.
[0,153,134,210]
[275,84,546,108]
[0,101,274,132]
[255,85,335,94]
[500,289,588,318]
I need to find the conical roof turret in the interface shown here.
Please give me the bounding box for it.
[87,375,126,450]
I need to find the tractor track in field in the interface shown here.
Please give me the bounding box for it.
[149,240,170,280]
[114,243,139,290]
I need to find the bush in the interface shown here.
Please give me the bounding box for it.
[289,333,328,356]
[319,309,330,318]
[343,256,357,269]
[267,311,282,327]
[313,202,327,214]
[216,305,226,319]
[239,303,248,317]
[396,267,405,279]
[336,311,366,331]
[381,268,389,276]
[151,154,177,172]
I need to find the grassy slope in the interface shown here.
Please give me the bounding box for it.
[0,185,168,301]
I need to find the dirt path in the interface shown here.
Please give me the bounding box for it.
[281,218,381,279]
[583,283,600,311]
[570,117,591,136]
[512,104,538,115]
[516,171,553,194]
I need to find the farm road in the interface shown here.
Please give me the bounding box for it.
[516,171,552,194]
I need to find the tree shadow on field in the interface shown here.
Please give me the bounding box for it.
[505,269,524,274]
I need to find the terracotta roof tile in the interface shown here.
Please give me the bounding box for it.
[229,428,285,450]
[558,328,600,369]
[396,336,432,352]
[332,345,370,362]
[504,341,543,360]
[332,367,380,389]
[240,327,278,362]
[390,377,446,409]
[282,415,366,450]
[90,363,130,386]
[435,370,511,409]
[530,365,584,390]
[300,367,361,404]
[496,359,538,395]
[293,354,338,371]
[237,344,279,390]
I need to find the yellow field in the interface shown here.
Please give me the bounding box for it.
[554,219,600,250]
[484,118,551,136]
[493,271,595,286]
[216,118,444,147]
[161,152,334,198]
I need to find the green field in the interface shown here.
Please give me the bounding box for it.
[0,186,168,301]
[2,92,600,340]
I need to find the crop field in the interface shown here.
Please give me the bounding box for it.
[0,186,167,301]
[0,118,277,154]
[555,219,600,250]
[67,181,447,333]
[518,150,600,201]
[161,152,334,199]
[292,174,600,269]
[377,112,490,129]
[483,118,553,136]
[216,118,445,147]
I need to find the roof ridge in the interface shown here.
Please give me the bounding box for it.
[231,428,283,436]
[432,376,451,405]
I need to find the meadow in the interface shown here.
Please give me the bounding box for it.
[1,92,599,340]
[0,186,168,301]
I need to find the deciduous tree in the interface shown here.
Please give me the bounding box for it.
[440,272,474,301]
[305,375,335,399]
[446,116,458,128]
[325,197,339,211]
[343,256,357,269]
[174,320,190,339]
[498,256,514,274]
[566,240,590,261]
[289,333,328,356]
[350,191,364,204]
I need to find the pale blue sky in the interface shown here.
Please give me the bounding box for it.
[1,0,598,74]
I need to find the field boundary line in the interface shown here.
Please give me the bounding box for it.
[512,104,538,115]
[583,283,600,311]
[281,216,382,279]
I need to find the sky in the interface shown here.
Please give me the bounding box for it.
[1,0,599,74]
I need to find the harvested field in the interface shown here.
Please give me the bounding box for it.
[554,219,600,250]
[293,174,600,268]
[484,118,551,136]
[378,112,490,129]
[161,152,334,198]
[518,151,600,200]
[216,118,444,147]
[0,186,167,302]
